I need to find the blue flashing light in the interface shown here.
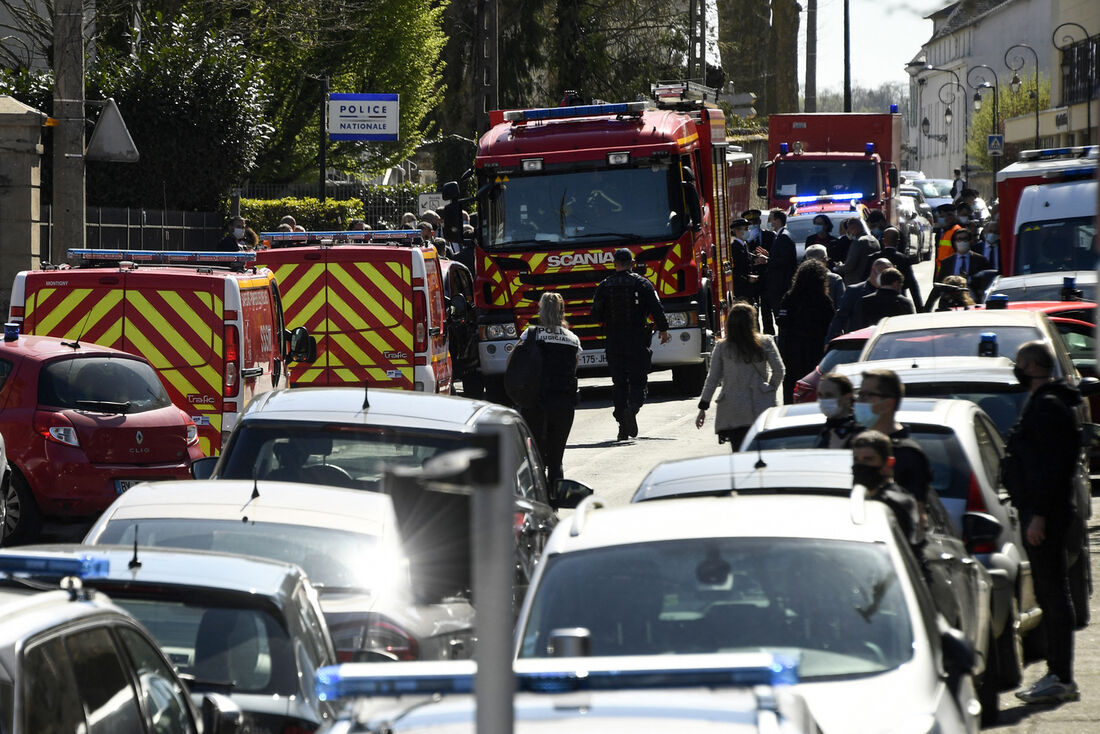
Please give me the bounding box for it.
[779,142,790,155]
[260,230,422,244]
[316,661,475,702]
[890,104,899,114]
[0,553,109,579]
[1064,276,1077,288]
[978,332,998,358]
[504,102,646,123]
[68,249,256,265]
[790,192,864,205]
[864,142,876,155]
[986,293,1010,310]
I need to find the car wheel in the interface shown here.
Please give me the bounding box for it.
[3,470,42,546]
[995,598,1023,690]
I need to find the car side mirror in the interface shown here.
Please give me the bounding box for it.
[940,625,976,676]
[888,168,900,190]
[191,456,219,480]
[450,293,469,323]
[201,693,242,734]
[961,511,1002,553]
[550,478,593,509]
[969,269,998,296]
[682,183,703,232]
[286,326,317,362]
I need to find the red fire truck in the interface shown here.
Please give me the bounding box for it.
[470,81,742,395]
[757,112,902,223]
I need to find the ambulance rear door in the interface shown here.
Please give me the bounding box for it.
[259,248,330,386]
[420,249,453,393]
[16,269,127,349]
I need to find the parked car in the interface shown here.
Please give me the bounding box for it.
[84,479,477,663]
[191,387,592,607]
[0,332,204,544]
[897,189,933,261]
[910,178,954,210]
[3,545,337,732]
[630,448,1003,719]
[984,270,1097,304]
[784,209,865,261]
[792,325,876,403]
[0,551,240,734]
[514,494,984,734]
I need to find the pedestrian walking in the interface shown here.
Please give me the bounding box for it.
[815,373,861,448]
[859,268,915,328]
[590,248,671,441]
[951,168,965,199]
[879,227,923,309]
[776,259,833,402]
[695,302,784,450]
[1005,341,1083,704]
[826,257,893,341]
[515,292,581,483]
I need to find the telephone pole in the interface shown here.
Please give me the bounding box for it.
[474,0,498,134]
[805,0,818,112]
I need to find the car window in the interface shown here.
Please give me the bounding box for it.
[65,626,145,734]
[512,427,538,501]
[117,626,197,734]
[294,586,333,668]
[971,415,1003,490]
[23,635,86,733]
[864,326,1043,365]
[900,384,1028,438]
[1056,323,1096,375]
[516,423,548,503]
[818,344,866,374]
[38,356,172,413]
[519,537,913,678]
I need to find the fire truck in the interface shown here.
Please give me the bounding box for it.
[994,145,1097,277]
[757,112,902,224]
[470,81,742,395]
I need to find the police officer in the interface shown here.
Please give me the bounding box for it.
[591,248,671,441]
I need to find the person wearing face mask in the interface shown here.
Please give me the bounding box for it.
[854,369,933,509]
[1002,341,1083,704]
[865,209,888,243]
[934,204,960,269]
[978,219,1001,271]
[217,215,258,252]
[851,431,924,551]
[827,217,860,266]
[804,214,836,252]
[742,209,774,334]
[814,373,860,448]
[825,257,893,341]
[935,228,991,283]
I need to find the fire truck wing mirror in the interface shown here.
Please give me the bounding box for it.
[757,162,770,198]
[888,168,900,190]
[441,181,462,201]
[287,326,317,363]
[449,293,469,322]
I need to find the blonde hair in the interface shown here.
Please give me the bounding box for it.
[538,292,566,328]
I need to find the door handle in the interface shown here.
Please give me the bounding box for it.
[241,367,264,378]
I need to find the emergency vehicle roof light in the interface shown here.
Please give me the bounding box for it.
[1017,145,1097,162]
[864,142,875,155]
[502,102,646,123]
[259,230,423,245]
[780,143,789,155]
[890,104,899,114]
[315,653,798,701]
[790,192,864,204]
[67,249,256,265]
[0,552,109,579]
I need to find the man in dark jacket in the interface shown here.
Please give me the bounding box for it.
[825,257,892,341]
[854,369,933,508]
[851,430,924,550]
[936,229,991,283]
[1007,341,1082,704]
[763,209,797,330]
[879,227,923,309]
[591,248,671,441]
[860,268,915,328]
[729,218,756,301]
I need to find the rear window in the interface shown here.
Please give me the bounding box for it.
[865,326,1041,363]
[902,384,1027,438]
[38,356,172,414]
[818,344,865,374]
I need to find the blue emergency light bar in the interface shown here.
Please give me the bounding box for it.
[0,552,109,579]
[790,192,864,204]
[68,249,257,265]
[1018,145,1097,162]
[864,142,876,155]
[259,229,422,243]
[779,142,790,155]
[502,101,647,123]
[315,653,798,702]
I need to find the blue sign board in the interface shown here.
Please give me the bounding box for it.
[987,134,1004,156]
[328,93,400,142]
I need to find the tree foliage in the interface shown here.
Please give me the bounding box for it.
[966,75,1049,172]
[813,83,908,114]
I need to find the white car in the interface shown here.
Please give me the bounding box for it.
[83,480,476,663]
[784,210,864,260]
[985,270,1097,303]
[514,494,983,734]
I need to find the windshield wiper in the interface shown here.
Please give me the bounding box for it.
[75,399,132,414]
[566,231,644,241]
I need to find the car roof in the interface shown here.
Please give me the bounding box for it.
[993,270,1097,289]
[240,387,509,432]
[0,588,132,647]
[751,397,975,434]
[871,308,1048,334]
[4,545,306,601]
[633,449,853,502]
[834,356,1019,383]
[0,334,149,362]
[95,480,395,537]
[547,495,893,555]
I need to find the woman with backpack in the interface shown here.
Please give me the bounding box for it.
[509,292,581,483]
[695,302,785,450]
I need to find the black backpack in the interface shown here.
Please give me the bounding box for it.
[504,328,543,408]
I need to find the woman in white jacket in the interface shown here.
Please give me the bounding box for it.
[695,302,785,450]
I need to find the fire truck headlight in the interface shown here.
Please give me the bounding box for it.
[665,312,692,329]
[482,323,519,340]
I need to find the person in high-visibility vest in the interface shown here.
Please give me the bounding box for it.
[935,204,961,269]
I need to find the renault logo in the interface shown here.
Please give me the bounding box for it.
[136,431,144,445]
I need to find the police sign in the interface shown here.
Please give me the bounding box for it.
[328,93,399,142]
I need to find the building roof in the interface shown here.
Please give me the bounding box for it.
[926,0,1015,42]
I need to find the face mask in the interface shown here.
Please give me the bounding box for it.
[1013,365,1030,385]
[957,216,970,224]
[816,224,826,234]
[956,241,971,254]
[985,233,998,244]
[871,227,883,238]
[818,398,842,418]
[852,463,884,490]
[232,227,245,239]
[748,226,760,239]
[935,217,946,227]
[854,401,878,427]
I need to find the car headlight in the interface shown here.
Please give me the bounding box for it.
[666,312,691,329]
[482,323,518,340]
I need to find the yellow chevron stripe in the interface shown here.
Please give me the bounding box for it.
[279,263,326,312]
[158,290,218,351]
[298,368,325,383]
[334,368,358,382]
[677,132,699,147]
[127,291,215,368]
[36,288,123,340]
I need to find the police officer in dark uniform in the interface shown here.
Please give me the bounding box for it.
[591,248,671,441]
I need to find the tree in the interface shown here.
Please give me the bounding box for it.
[966,75,1049,172]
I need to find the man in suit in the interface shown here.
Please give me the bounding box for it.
[837,233,881,286]
[879,227,923,310]
[826,257,893,342]
[763,209,798,327]
[729,218,756,301]
[742,209,773,333]
[936,229,991,283]
[861,268,916,328]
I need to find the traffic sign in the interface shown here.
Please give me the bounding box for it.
[418,192,444,215]
[328,93,400,142]
[987,134,1004,157]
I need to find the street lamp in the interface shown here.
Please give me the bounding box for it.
[967,64,1001,172]
[917,64,969,179]
[1052,22,1094,145]
[944,106,953,125]
[1004,43,1040,148]
[921,115,946,143]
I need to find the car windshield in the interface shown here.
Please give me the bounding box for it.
[217,422,470,491]
[481,164,684,249]
[108,597,295,695]
[38,356,171,414]
[1015,216,1097,275]
[864,326,1042,364]
[772,160,878,199]
[786,214,848,244]
[95,519,390,593]
[912,179,952,198]
[519,537,913,678]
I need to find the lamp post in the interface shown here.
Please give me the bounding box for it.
[1052,22,1094,145]
[916,65,968,180]
[967,65,1001,173]
[1005,43,1041,148]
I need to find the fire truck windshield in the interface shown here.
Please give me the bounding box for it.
[481,165,685,249]
[1015,216,1097,274]
[773,160,879,200]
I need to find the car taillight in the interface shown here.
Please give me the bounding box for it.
[332,619,419,662]
[966,472,995,554]
[792,380,814,403]
[34,410,80,447]
[224,324,240,398]
[179,408,198,445]
[413,290,427,352]
[515,511,528,541]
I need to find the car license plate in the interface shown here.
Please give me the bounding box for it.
[115,479,140,494]
[579,352,606,367]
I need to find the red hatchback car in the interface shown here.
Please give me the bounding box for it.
[0,331,203,544]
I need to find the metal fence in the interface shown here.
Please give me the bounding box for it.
[39,206,227,262]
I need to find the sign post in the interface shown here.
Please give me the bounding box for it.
[327,93,400,142]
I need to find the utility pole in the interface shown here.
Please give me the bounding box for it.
[53,0,85,250]
[474,0,498,134]
[688,0,706,83]
[319,75,328,203]
[843,0,851,112]
[805,0,817,112]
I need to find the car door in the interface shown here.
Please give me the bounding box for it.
[510,421,555,595]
